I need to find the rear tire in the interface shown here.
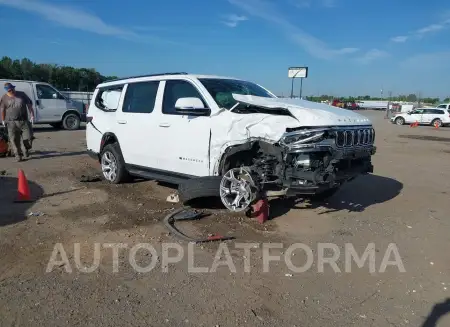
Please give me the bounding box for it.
[100,143,129,184]
[431,118,442,127]
[62,113,81,130]
[178,176,222,204]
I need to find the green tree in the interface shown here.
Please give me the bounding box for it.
[406,94,417,102]
[0,56,116,91]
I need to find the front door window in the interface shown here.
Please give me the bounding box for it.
[36,84,65,100]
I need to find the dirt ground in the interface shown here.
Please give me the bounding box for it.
[1,111,450,327]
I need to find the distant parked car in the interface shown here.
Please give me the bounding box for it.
[436,103,450,111]
[391,108,450,127]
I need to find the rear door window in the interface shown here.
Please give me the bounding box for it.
[95,85,124,111]
[122,81,160,114]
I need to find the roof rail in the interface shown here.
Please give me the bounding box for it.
[105,72,188,83]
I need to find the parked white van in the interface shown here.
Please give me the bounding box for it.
[0,79,86,130]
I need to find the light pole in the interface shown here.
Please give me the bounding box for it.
[299,77,303,99]
[288,67,308,99]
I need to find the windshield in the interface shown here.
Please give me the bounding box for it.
[198,78,275,110]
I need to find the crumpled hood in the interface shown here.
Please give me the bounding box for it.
[232,94,372,126]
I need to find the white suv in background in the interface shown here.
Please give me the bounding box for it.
[86,73,376,212]
[437,103,450,111]
[391,108,450,127]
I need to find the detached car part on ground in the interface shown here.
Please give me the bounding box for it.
[85,74,376,215]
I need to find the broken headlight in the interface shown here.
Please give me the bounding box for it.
[280,130,325,146]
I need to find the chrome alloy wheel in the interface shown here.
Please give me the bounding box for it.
[220,167,257,212]
[101,151,118,182]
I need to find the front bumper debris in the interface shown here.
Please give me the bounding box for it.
[281,143,376,196]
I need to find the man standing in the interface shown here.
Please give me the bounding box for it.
[0,82,34,161]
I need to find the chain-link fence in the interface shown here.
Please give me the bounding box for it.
[61,91,94,106]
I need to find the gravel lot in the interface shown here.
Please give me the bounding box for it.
[1,111,450,327]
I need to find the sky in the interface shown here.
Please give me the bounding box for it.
[0,0,449,99]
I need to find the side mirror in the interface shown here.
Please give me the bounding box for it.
[52,93,57,99]
[175,97,210,116]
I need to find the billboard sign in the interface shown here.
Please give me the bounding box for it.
[288,67,308,78]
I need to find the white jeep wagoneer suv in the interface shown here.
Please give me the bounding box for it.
[86,73,376,212]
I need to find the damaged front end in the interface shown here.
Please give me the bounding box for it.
[218,125,376,212]
[278,126,376,195]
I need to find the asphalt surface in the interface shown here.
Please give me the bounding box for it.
[1,111,450,327]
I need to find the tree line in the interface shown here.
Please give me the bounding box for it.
[0,56,117,92]
[305,94,449,104]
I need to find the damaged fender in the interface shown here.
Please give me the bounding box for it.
[209,109,299,175]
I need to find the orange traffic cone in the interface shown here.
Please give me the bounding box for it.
[410,121,418,128]
[15,169,31,202]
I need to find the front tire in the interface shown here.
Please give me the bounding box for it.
[395,117,405,125]
[62,113,81,130]
[100,143,128,184]
[219,167,258,212]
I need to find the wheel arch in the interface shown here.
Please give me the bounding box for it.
[215,140,282,176]
[431,117,442,124]
[100,132,121,153]
[216,142,258,176]
[62,109,81,120]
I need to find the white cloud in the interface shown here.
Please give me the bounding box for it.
[355,49,389,64]
[0,0,137,38]
[321,0,337,8]
[289,0,336,8]
[221,14,248,27]
[391,36,408,43]
[401,51,450,69]
[228,0,358,59]
[0,0,179,45]
[391,17,450,43]
[289,0,311,8]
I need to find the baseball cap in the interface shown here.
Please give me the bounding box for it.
[4,83,15,91]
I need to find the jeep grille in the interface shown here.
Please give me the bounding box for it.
[335,128,375,147]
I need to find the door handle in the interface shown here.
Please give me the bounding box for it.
[159,123,170,127]
[117,120,127,124]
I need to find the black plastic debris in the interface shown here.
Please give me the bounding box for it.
[163,207,234,243]
[79,174,102,183]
